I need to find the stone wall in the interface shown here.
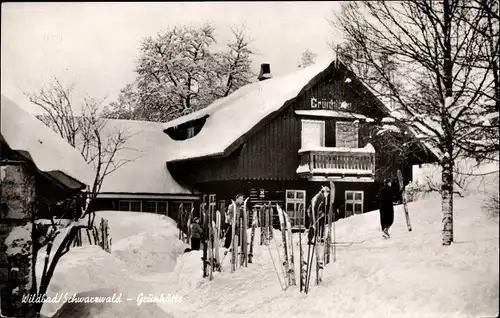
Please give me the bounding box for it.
[0,163,36,317]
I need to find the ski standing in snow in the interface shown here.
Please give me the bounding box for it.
[202,205,210,277]
[248,206,257,263]
[240,197,250,267]
[226,194,244,272]
[283,209,296,286]
[325,182,335,265]
[225,194,244,249]
[397,169,412,232]
[299,204,307,292]
[277,205,291,286]
[214,210,222,271]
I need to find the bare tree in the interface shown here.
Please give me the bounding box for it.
[102,23,255,122]
[333,0,499,245]
[17,77,135,316]
[25,78,134,200]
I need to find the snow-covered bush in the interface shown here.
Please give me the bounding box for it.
[405,181,428,202]
[482,193,499,221]
[412,159,490,197]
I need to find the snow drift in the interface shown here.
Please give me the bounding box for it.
[42,194,498,318]
[95,211,188,274]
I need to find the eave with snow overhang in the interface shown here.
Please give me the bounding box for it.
[1,95,92,198]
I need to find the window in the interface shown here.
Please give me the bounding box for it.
[336,121,358,148]
[345,191,363,217]
[187,126,195,138]
[285,190,306,228]
[157,202,168,215]
[118,200,142,212]
[144,201,157,213]
[143,201,169,215]
[118,201,130,211]
[301,120,325,149]
[130,201,142,212]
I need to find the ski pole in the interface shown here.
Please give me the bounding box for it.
[305,235,317,294]
[334,209,337,262]
[272,228,288,284]
[267,243,287,291]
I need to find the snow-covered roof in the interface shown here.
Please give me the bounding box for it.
[164,59,337,162]
[97,119,193,195]
[162,58,438,164]
[1,95,93,187]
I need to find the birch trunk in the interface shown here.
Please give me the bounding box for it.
[441,156,454,245]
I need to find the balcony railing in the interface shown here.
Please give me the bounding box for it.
[296,145,376,179]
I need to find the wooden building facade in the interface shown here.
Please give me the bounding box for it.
[164,60,437,227]
[165,61,435,227]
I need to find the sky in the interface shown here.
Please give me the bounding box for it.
[1,2,344,114]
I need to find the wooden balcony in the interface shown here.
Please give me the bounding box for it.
[296,145,376,182]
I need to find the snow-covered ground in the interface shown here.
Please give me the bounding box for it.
[41,194,498,318]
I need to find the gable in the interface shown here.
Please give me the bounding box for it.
[294,64,390,118]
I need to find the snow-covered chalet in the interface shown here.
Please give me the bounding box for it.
[162,59,437,227]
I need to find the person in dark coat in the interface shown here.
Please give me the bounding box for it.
[190,217,202,250]
[378,179,396,238]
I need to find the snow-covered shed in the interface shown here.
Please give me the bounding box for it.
[1,95,94,315]
[1,95,92,212]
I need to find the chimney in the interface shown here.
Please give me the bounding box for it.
[258,63,272,81]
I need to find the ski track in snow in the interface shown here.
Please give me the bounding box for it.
[43,194,499,318]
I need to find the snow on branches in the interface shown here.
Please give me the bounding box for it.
[107,24,255,122]
[298,49,318,68]
[376,124,401,135]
